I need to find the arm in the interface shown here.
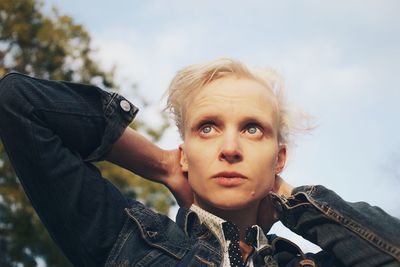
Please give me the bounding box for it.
[0,73,189,266]
[0,73,138,266]
[105,127,193,208]
[268,182,400,266]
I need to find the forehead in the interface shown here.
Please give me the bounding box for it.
[184,77,278,127]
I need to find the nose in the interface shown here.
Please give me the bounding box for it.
[218,132,243,163]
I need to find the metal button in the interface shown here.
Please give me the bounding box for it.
[120,100,131,112]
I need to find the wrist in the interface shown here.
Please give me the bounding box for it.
[159,149,171,178]
[159,149,179,185]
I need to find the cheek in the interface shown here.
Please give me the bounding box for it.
[185,139,218,167]
[252,144,279,168]
[185,146,208,181]
[251,147,279,185]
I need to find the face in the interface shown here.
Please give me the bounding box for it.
[180,77,286,212]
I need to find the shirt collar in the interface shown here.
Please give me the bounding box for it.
[190,204,269,252]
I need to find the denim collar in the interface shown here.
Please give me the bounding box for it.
[125,202,192,259]
[189,205,271,266]
[127,203,307,266]
[176,207,222,255]
[190,205,270,251]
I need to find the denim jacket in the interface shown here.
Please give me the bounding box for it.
[0,73,399,267]
[104,186,400,267]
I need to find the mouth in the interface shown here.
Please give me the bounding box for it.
[211,171,247,187]
[212,171,247,179]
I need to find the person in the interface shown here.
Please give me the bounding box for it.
[0,58,399,267]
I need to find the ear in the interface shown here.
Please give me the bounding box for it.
[179,144,188,172]
[275,144,286,174]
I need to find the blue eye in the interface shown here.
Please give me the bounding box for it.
[201,126,212,134]
[247,125,259,134]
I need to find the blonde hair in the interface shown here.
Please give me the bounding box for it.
[165,58,305,145]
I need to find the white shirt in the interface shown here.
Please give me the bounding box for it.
[190,205,269,267]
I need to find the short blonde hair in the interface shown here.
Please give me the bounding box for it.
[165,58,300,145]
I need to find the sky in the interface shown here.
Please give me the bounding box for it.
[44,0,400,252]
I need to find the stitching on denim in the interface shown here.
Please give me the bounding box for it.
[135,249,177,267]
[195,255,216,266]
[125,208,186,260]
[104,92,118,118]
[105,259,130,267]
[105,218,133,264]
[197,223,223,256]
[307,185,316,195]
[306,195,400,261]
[283,201,313,210]
[197,239,223,257]
[183,209,195,236]
[142,208,191,250]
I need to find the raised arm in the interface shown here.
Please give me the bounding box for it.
[0,72,192,266]
[263,178,400,266]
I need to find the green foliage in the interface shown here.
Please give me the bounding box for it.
[0,0,173,266]
[0,0,114,86]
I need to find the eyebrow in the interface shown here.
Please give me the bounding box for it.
[189,115,222,132]
[240,115,275,136]
[189,114,276,135]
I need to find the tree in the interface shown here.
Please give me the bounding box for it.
[0,1,174,266]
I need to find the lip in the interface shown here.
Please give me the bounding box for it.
[211,171,247,187]
[212,171,247,179]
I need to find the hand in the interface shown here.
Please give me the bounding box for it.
[257,175,293,232]
[161,149,194,208]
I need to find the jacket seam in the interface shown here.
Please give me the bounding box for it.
[303,191,400,261]
[124,208,186,260]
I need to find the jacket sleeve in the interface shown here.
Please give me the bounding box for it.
[0,73,138,266]
[270,185,400,266]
